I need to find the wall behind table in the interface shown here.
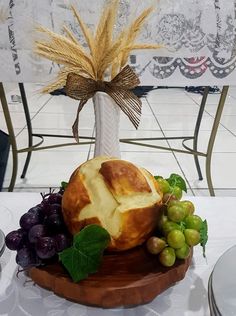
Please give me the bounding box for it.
[0,0,236,86]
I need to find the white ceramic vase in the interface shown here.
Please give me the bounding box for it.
[92,91,121,158]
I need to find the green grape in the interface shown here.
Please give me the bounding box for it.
[157,214,168,231]
[167,200,182,208]
[175,243,190,259]
[167,205,186,223]
[169,186,182,200]
[156,178,171,194]
[181,200,195,216]
[162,220,181,236]
[184,215,203,231]
[167,230,185,249]
[162,193,179,204]
[184,229,200,246]
[146,236,166,255]
[159,247,176,267]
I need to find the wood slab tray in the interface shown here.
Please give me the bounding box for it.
[29,246,192,308]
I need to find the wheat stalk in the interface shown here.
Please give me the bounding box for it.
[130,43,163,50]
[35,27,96,78]
[63,25,78,44]
[94,0,119,80]
[98,38,123,80]
[119,7,154,69]
[0,7,8,24]
[70,5,95,56]
[35,1,160,91]
[42,66,90,94]
[35,48,94,79]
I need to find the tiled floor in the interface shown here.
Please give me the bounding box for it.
[1,83,236,196]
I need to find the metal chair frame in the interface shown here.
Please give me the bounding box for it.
[0,82,229,195]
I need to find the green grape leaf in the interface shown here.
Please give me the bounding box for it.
[166,174,187,193]
[154,176,163,180]
[61,181,68,190]
[199,220,208,258]
[59,225,110,282]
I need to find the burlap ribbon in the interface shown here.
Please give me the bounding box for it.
[65,65,142,142]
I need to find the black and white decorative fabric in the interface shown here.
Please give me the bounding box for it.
[0,0,235,85]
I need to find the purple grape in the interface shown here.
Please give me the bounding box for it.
[28,204,44,220]
[45,214,65,233]
[16,247,39,268]
[17,228,30,246]
[20,212,41,231]
[28,224,47,244]
[48,203,62,216]
[35,237,56,259]
[54,234,71,252]
[47,193,62,205]
[5,230,25,250]
[40,199,51,217]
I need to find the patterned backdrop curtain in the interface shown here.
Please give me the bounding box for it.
[0,0,236,85]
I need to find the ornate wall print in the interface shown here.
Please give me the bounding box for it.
[0,0,236,85]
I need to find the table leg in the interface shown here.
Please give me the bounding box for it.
[18,83,32,179]
[0,83,18,191]
[206,86,229,196]
[193,86,210,181]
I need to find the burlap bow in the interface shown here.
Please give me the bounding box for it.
[65,65,142,142]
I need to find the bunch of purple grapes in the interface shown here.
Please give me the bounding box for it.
[5,191,72,269]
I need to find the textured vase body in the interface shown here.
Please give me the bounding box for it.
[93,92,121,158]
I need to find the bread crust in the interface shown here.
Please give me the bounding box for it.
[99,160,151,196]
[62,157,162,251]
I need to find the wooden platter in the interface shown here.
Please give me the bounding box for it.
[29,246,192,308]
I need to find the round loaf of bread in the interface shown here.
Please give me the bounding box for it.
[62,156,163,251]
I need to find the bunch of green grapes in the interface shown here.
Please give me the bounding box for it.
[146,175,208,267]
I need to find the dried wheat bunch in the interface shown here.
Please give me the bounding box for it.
[35,0,161,93]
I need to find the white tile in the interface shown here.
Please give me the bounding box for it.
[228,86,236,99]
[41,95,93,114]
[164,130,236,153]
[140,98,153,115]
[119,151,185,178]
[193,189,236,197]
[174,153,236,189]
[41,95,153,116]
[220,115,236,134]
[2,83,236,196]
[3,150,89,190]
[23,93,52,113]
[187,91,235,106]
[4,187,53,193]
[149,102,201,116]
[120,112,160,130]
[204,101,236,115]
[119,130,169,152]
[30,112,95,130]
[15,128,94,152]
[147,93,195,104]
[89,130,169,153]
[157,114,225,132]
[1,83,52,113]
[0,112,28,132]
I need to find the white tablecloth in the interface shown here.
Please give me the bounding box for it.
[0,0,236,85]
[0,193,235,316]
